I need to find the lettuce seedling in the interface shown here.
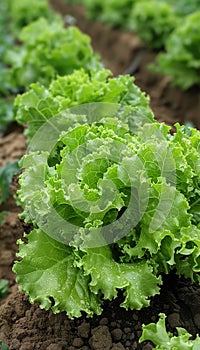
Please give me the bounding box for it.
[140,313,200,349]
[13,104,200,318]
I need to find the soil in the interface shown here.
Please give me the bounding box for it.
[1,1,200,349]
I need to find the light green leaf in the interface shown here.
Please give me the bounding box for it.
[153,12,200,88]
[0,340,9,350]
[80,245,161,309]
[6,18,102,90]
[140,313,200,349]
[15,68,152,141]
[13,229,102,318]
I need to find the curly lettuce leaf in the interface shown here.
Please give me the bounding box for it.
[171,124,200,208]
[13,229,102,318]
[128,1,178,49]
[13,227,161,317]
[5,18,101,90]
[14,68,152,141]
[14,105,200,318]
[139,313,200,349]
[78,244,161,309]
[153,12,200,89]
[120,183,190,254]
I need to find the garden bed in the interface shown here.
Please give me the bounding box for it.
[0,1,200,349]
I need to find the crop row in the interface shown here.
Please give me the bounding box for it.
[68,0,200,89]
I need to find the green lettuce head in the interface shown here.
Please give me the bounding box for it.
[14,103,200,318]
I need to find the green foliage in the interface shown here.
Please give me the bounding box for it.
[152,12,200,89]
[14,228,161,317]
[168,0,200,16]
[128,1,178,49]
[7,0,57,35]
[70,0,200,32]
[0,99,15,133]
[0,341,9,350]
[0,0,60,96]
[0,1,15,96]
[5,17,101,90]
[14,67,151,141]
[68,0,200,87]
[0,0,56,126]
[85,0,136,28]
[0,279,9,298]
[0,3,12,57]
[69,0,137,27]
[0,161,19,204]
[13,105,200,317]
[140,313,200,349]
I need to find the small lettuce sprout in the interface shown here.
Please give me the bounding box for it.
[140,313,200,349]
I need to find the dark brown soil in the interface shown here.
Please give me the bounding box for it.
[1,1,200,349]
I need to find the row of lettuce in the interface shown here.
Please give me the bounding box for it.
[0,0,100,133]
[0,0,200,348]
[68,0,200,89]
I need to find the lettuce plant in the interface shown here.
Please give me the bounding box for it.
[0,0,59,95]
[127,1,178,49]
[69,0,177,34]
[14,68,151,141]
[41,0,200,91]
[68,0,137,28]
[7,0,57,35]
[13,102,200,318]
[140,313,200,349]
[152,12,200,89]
[5,17,101,90]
